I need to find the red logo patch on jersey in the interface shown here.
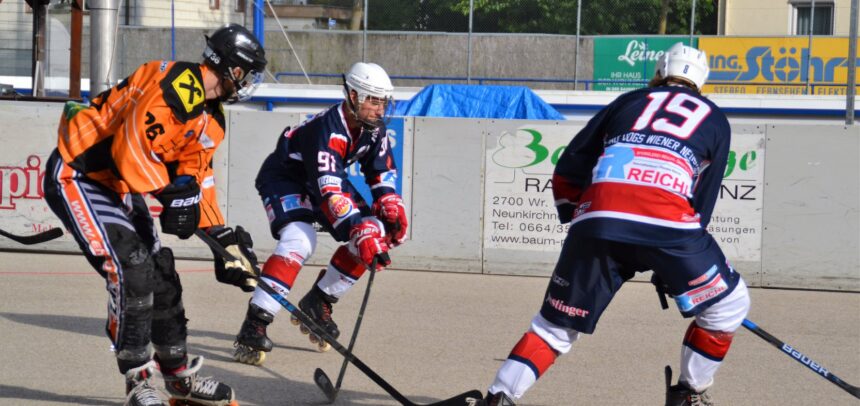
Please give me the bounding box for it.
[328,194,354,219]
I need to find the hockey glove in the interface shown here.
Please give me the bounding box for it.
[371,193,408,245]
[348,218,391,270]
[552,173,581,224]
[208,226,261,292]
[155,177,201,239]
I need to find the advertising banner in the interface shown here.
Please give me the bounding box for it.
[593,38,696,91]
[700,37,860,95]
[483,123,765,262]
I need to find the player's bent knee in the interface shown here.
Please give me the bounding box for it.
[529,313,581,354]
[274,221,316,261]
[695,277,750,333]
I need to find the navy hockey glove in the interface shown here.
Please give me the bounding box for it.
[209,226,260,292]
[155,176,200,239]
[371,193,408,245]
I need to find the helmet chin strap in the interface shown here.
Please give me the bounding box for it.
[344,86,382,130]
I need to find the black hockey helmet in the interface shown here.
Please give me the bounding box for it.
[203,24,267,103]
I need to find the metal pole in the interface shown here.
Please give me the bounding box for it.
[467,0,473,84]
[574,0,581,89]
[254,0,265,47]
[70,0,83,99]
[89,0,121,96]
[690,0,697,46]
[806,0,816,94]
[171,0,176,60]
[846,0,858,124]
[363,0,368,62]
[30,1,47,97]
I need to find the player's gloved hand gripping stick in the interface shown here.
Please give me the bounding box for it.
[196,229,482,406]
[653,276,859,399]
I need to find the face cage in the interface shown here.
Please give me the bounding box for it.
[354,93,396,128]
[224,70,264,104]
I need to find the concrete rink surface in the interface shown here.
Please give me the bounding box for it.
[0,251,858,406]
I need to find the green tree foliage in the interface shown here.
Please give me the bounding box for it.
[367,0,716,35]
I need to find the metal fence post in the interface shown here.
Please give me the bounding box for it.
[574,0,581,90]
[363,0,368,62]
[847,0,858,124]
[806,0,816,94]
[690,0,697,45]
[467,0,473,84]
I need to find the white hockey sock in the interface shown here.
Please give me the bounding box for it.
[317,265,357,299]
[251,277,288,316]
[488,359,537,400]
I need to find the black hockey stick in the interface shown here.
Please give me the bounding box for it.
[196,230,482,406]
[741,319,860,399]
[0,227,64,245]
[654,280,860,399]
[314,255,381,403]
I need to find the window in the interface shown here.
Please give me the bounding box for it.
[209,0,219,10]
[793,2,834,35]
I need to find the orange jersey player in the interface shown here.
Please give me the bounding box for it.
[43,24,266,406]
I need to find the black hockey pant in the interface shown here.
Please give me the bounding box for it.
[43,150,188,373]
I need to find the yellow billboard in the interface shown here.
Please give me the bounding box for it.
[700,37,859,95]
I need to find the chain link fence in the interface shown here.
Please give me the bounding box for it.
[1,0,856,100]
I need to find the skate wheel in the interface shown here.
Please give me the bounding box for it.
[299,324,310,336]
[308,333,320,345]
[290,315,301,326]
[317,341,331,352]
[233,346,266,366]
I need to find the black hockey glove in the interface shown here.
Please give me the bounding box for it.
[208,226,260,292]
[155,177,201,239]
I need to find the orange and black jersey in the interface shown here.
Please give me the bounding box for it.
[57,60,226,228]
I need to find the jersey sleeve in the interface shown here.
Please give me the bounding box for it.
[553,103,616,206]
[691,116,731,228]
[360,127,398,201]
[303,126,362,240]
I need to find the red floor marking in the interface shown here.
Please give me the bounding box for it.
[0,268,212,276]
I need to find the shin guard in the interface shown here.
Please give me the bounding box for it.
[488,332,559,399]
[680,321,734,391]
[252,254,302,315]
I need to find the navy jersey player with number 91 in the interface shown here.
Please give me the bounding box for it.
[482,43,751,406]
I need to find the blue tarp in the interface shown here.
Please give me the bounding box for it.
[393,84,565,120]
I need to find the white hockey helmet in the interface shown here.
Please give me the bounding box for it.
[343,62,395,128]
[655,42,710,90]
[344,62,394,103]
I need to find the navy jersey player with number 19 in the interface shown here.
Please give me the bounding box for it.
[231,62,407,364]
[483,43,751,406]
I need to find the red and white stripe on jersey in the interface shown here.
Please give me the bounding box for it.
[572,182,701,230]
[327,132,350,158]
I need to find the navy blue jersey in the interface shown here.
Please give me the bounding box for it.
[256,103,397,237]
[553,85,731,246]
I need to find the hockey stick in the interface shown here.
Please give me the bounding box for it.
[654,280,860,399]
[0,227,64,245]
[196,230,482,406]
[741,319,860,399]
[314,255,381,403]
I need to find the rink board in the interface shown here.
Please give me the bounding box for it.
[0,101,857,290]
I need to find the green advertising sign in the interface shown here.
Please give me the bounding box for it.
[593,37,697,91]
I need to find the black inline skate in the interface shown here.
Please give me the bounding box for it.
[233,302,274,365]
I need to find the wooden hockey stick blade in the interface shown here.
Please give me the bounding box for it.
[0,227,64,245]
[314,367,338,403]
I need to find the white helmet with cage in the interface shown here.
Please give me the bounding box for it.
[343,62,395,128]
[655,42,710,90]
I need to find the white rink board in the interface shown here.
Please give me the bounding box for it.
[0,100,856,291]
